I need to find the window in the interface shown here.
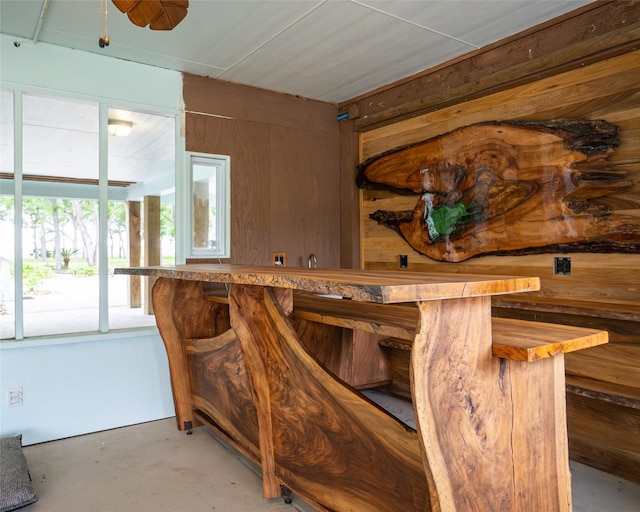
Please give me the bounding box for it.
[0,89,177,340]
[189,154,230,258]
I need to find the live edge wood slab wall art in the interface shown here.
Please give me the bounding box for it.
[357,119,639,263]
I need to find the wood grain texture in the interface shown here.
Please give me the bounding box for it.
[294,293,607,361]
[338,329,392,389]
[229,284,431,511]
[356,50,640,488]
[359,52,640,309]
[183,73,338,135]
[126,200,141,308]
[339,2,640,128]
[567,392,640,485]
[152,277,227,431]
[116,264,540,303]
[131,268,601,510]
[185,328,261,464]
[293,318,344,378]
[184,102,340,268]
[491,318,608,362]
[566,375,640,410]
[411,296,571,511]
[144,196,161,314]
[228,285,283,499]
[360,120,640,262]
[112,0,188,30]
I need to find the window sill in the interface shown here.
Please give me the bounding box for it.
[0,327,160,350]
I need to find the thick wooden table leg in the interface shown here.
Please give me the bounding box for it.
[229,284,287,499]
[411,296,571,511]
[152,277,224,432]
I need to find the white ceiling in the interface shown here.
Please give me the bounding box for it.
[1,0,594,104]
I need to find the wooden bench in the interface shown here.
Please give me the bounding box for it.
[292,293,607,361]
[492,296,640,484]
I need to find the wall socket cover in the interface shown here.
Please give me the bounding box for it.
[9,386,23,407]
[554,257,571,275]
[272,252,286,266]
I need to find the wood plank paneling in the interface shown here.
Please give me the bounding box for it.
[188,113,272,265]
[183,73,337,135]
[184,75,340,267]
[359,50,640,312]
[270,126,340,268]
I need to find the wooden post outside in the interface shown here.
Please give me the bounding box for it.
[144,195,161,315]
[126,200,141,308]
[192,181,210,250]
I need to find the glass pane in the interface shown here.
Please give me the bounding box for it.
[22,94,99,337]
[0,89,14,339]
[191,159,218,254]
[0,88,13,174]
[108,108,175,329]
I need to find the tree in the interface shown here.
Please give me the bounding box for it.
[108,202,126,258]
[71,199,98,266]
[0,197,14,222]
[22,198,52,260]
[160,204,175,238]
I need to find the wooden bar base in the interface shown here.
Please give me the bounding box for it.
[116,265,607,511]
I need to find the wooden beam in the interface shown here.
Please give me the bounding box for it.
[0,172,133,187]
[338,1,640,130]
[192,181,209,249]
[126,200,141,308]
[144,195,161,315]
[339,118,362,269]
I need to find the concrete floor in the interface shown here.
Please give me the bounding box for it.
[22,418,313,512]
[21,417,640,512]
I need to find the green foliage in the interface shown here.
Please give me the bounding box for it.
[60,248,78,259]
[70,265,97,277]
[0,196,14,222]
[160,204,175,237]
[424,202,478,241]
[61,248,79,269]
[22,264,53,293]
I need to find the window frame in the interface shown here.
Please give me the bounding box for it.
[185,152,231,259]
[1,87,182,341]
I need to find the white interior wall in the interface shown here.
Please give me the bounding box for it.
[0,333,175,445]
[0,34,182,444]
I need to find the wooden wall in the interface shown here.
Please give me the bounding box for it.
[336,1,640,483]
[183,74,340,267]
[338,0,640,269]
[357,49,640,311]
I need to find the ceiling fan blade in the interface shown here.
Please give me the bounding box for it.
[112,0,189,30]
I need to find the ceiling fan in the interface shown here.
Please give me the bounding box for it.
[111,0,189,31]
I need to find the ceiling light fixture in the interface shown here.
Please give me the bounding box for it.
[107,119,133,137]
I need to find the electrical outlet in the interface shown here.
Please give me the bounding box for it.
[554,257,571,275]
[9,386,23,407]
[272,252,286,266]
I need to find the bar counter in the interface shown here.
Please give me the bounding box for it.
[114,264,606,511]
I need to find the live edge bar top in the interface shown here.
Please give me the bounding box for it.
[114,264,540,304]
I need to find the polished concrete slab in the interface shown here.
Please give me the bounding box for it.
[22,417,640,511]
